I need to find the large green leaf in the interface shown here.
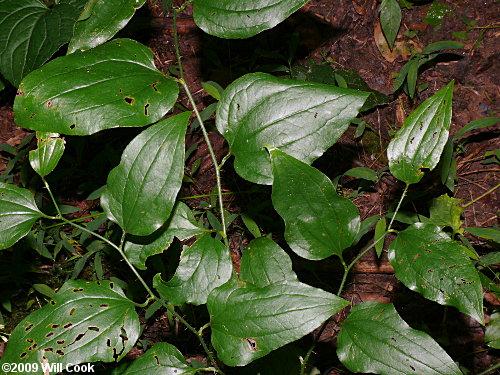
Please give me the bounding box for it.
[68,0,147,54]
[154,234,232,306]
[14,38,179,135]
[115,343,196,375]
[208,238,348,366]
[0,0,86,86]
[124,202,207,270]
[388,223,484,324]
[29,133,65,177]
[387,81,454,184]
[217,72,368,184]
[0,280,140,372]
[193,0,309,39]
[337,301,462,375]
[485,312,500,349]
[101,112,189,236]
[380,0,401,50]
[0,182,46,250]
[270,149,360,260]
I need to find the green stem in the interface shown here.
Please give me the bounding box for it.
[45,212,105,229]
[477,362,500,375]
[42,177,63,218]
[463,182,500,208]
[299,319,330,375]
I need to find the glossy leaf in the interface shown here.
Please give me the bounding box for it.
[380,0,401,50]
[154,234,232,306]
[240,237,297,288]
[29,133,65,177]
[14,39,179,135]
[68,0,147,54]
[428,194,463,235]
[101,112,189,236]
[0,182,45,250]
[454,117,499,140]
[388,81,454,184]
[424,2,452,26]
[485,312,500,349]
[216,72,368,184]
[388,223,484,324]
[208,238,348,366]
[270,149,360,260]
[0,280,139,369]
[193,0,308,39]
[124,202,207,270]
[337,301,462,375]
[466,227,500,243]
[117,343,196,374]
[0,0,86,86]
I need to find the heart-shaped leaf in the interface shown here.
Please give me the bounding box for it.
[337,301,462,375]
[124,201,207,270]
[388,223,484,324]
[115,343,196,375]
[29,133,65,177]
[154,234,232,306]
[387,81,454,184]
[208,238,348,366]
[0,0,86,86]
[0,280,139,369]
[14,38,179,135]
[193,0,309,39]
[0,182,46,250]
[68,0,147,54]
[101,112,190,236]
[217,72,368,184]
[270,149,360,260]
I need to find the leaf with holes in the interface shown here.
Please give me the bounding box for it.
[124,201,207,270]
[208,237,348,366]
[115,342,196,375]
[14,38,179,135]
[217,72,368,184]
[337,301,462,375]
[388,223,483,324]
[68,0,147,54]
[29,133,65,178]
[0,183,46,250]
[270,149,360,260]
[0,280,139,370]
[380,0,401,50]
[0,0,86,86]
[154,234,232,306]
[101,112,189,236]
[193,0,308,39]
[387,81,454,185]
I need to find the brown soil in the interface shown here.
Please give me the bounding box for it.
[0,0,498,373]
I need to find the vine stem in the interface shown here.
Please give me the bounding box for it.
[173,7,228,248]
[43,180,224,374]
[463,181,500,208]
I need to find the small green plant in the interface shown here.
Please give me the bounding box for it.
[0,1,498,375]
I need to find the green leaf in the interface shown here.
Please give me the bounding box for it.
[454,117,499,140]
[68,0,147,54]
[424,1,452,26]
[344,167,378,181]
[193,0,309,39]
[270,149,360,260]
[428,194,464,235]
[353,215,382,246]
[0,280,139,369]
[465,227,500,243]
[480,252,500,266]
[0,0,86,86]
[208,237,348,366]
[240,237,297,288]
[14,39,179,135]
[101,112,189,236]
[124,201,207,270]
[439,138,456,191]
[29,133,65,178]
[421,41,465,54]
[485,312,500,349]
[154,234,232,306]
[201,81,223,101]
[380,0,402,50]
[387,81,454,184]
[240,213,261,239]
[374,218,386,258]
[116,342,196,374]
[0,183,45,250]
[217,72,368,184]
[337,301,462,375]
[388,223,484,324]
